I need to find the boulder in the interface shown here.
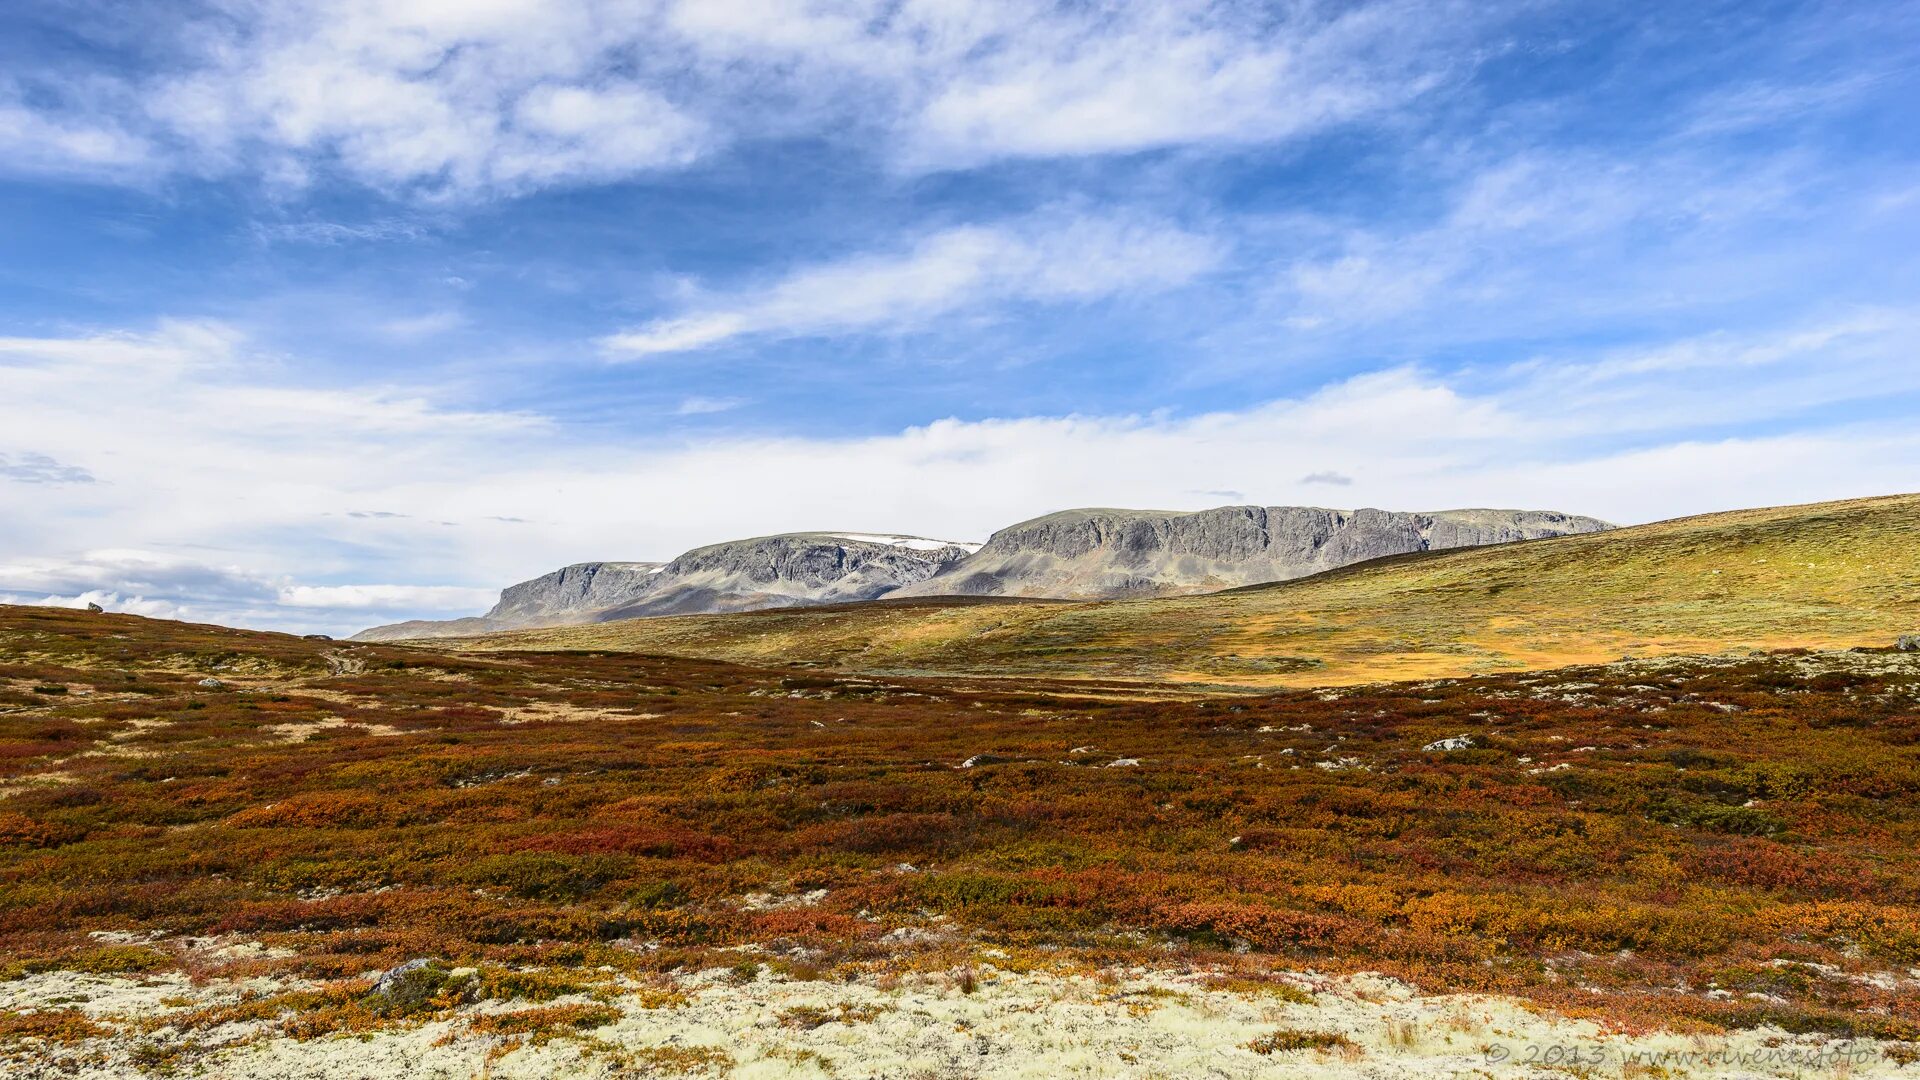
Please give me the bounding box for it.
[1899,635,1920,652]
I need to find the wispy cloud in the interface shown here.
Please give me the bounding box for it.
[675,396,745,416]
[251,218,430,245]
[0,95,151,180]
[377,311,464,340]
[603,211,1223,357]
[277,583,497,610]
[0,452,95,485]
[0,0,1500,197]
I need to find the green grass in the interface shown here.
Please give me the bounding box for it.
[441,493,1920,688]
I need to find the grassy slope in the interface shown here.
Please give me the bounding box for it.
[448,494,1920,687]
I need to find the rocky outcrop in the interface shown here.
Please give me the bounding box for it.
[599,534,975,620]
[351,536,973,642]
[491,562,666,623]
[892,506,1612,600]
[351,505,1610,641]
[351,561,664,642]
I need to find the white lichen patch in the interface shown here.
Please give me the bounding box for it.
[497,701,659,725]
[1,962,1906,1079]
[259,716,402,742]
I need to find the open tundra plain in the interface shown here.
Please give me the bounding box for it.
[4,546,1920,1077]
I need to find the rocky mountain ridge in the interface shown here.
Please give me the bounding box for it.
[352,535,973,642]
[892,505,1613,599]
[352,504,1612,641]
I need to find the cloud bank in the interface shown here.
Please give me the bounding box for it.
[2,313,1915,635]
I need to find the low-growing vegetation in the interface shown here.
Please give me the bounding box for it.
[2,603,1919,1053]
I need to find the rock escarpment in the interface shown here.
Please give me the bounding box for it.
[350,537,972,642]
[352,505,1610,641]
[892,506,1612,600]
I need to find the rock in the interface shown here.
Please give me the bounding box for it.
[955,753,1015,769]
[1423,735,1477,752]
[1898,635,1920,652]
[349,502,1611,639]
[196,678,226,689]
[353,534,976,641]
[365,959,470,1018]
[84,602,104,613]
[602,534,974,621]
[893,505,1614,600]
[302,634,333,641]
[370,958,437,998]
[492,561,668,623]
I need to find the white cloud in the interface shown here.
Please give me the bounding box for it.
[14,590,196,621]
[1,0,1496,196]
[0,98,152,179]
[603,211,1223,356]
[250,218,431,245]
[898,0,1455,170]
[1,314,1916,636]
[377,311,465,340]
[1267,146,1841,341]
[277,584,497,610]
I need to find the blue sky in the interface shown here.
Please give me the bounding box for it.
[1,0,1917,634]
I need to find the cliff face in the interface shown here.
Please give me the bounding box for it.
[350,536,972,641]
[597,534,975,619]
[351,506,1612,641]
[490,562,666,622]
[892,506,1613,599]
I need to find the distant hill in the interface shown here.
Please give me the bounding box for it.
[442,494,1920,688]
[354,505,1605,640]
[352,535,973,642]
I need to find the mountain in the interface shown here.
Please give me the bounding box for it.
[440,494,1920,688]
[352,505,1606,642]
[351,535,974,642]
[593,532,977,619]
[893,505,1612,599]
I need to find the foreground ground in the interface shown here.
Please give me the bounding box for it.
[3,605,1919,1076]
[450,493,1920,688]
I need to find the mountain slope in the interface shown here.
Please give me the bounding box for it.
[446,493,1920,687]
[354,505,1602,641]
[897,505,1611,599]
[596,532,976,618]
[352,535,972,642]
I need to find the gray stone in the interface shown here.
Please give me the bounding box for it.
[1423,735,1478,752]
[893,505,1613,600]
[1898,635,1920,652]
[196,677,226,689]
[370,958,437,998]
[84,602,103,613]
[351,503,1611,640]
[352,534,974,642]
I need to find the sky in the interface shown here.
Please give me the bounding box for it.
[1,0,1917,636]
